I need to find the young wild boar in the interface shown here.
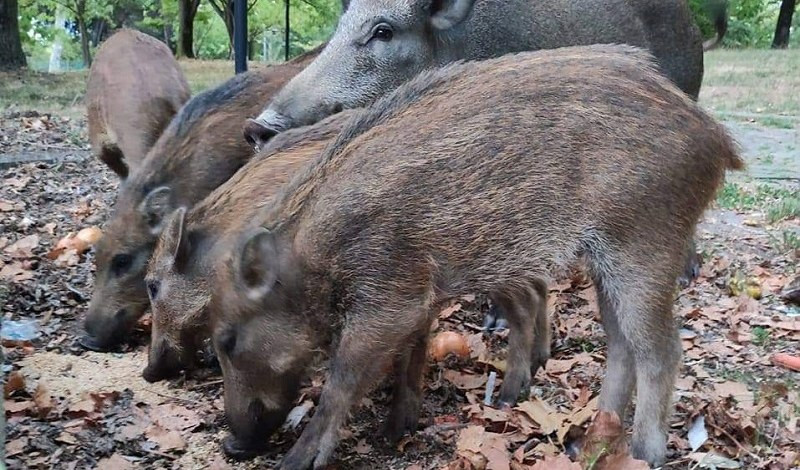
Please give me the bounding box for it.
[208,45,742,468]
[141,111,353,383]
[87,29,190,178]
[79,48,321,352]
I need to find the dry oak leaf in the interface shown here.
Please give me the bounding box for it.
[97,454,135,470]
[149,403,201,431]
[444,369,488,390]
[529,454,581,470]
[145,424,186,451]
[516,398,565,435]
[0,262,35,282]
[3,234,39,258]
[578,410,648,470]
[456,425,510,470]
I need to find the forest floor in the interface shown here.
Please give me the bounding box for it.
[1,49,799,470]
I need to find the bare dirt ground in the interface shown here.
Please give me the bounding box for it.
[2,50,799,470]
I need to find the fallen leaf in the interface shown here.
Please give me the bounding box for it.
[55,432,78,445]
[597,452,649,470]
[209,455,233,470]
[439,302,462,319]
[0,262,35,282]
[4,371,26,398]
[97,454,135,470]
[444,370,488,390]
[713,381,754,410]
[150,403,201,431]
[3,234,39,258]
[67,398,97,416]
[5,400,34,415]
[688,452,742,469]
[283,400,314,429]
[146,424,186,451]
[5,437,27,457]
[579,411,626,466]
[529,454,581,470]
[516,398,564,435]
[557,397,599,443]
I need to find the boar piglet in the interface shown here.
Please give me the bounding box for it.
[210,45,742,469]
[141,111,354,383]
[87,29,190,178]
[80,48,321,352]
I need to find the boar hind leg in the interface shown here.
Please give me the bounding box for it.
[281,302,433,470]
[385,332,429,441]
[494,281,549,407]
[592,260,680,468]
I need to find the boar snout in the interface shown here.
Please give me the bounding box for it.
[80,307,137,351]
[223,399,287,460]
[243,118,280,151]
[143,339,183,383]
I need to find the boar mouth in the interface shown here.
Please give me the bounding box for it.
[222,434,269,460]
[78,333,119,352]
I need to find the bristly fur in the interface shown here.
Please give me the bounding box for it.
[210,45,742,469]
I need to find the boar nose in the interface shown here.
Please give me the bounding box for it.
[243,119,278,150]
[80,313,122,352]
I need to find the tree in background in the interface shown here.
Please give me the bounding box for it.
[178,0,201,57]
[772,0,796,47]
[45,0,111,66]
[207,0,258,49]
[0,0,28,70]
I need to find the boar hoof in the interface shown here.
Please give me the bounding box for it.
[222,435,266,460]
[78,334,114,352]
[482,305,509,334]
[384,395,421,442]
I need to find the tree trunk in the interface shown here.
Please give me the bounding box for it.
[208,0,235,47]
[772,0,797,48]
[177,0,199,58]
[0,0,27,70]
[78,16,92,67]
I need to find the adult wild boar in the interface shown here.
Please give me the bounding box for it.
[80,48,321,352]
[141,111,353,383]
[244,0,724,146]
[209,46,741,468]
[87,29,190,178]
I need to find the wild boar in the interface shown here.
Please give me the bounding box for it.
[79,48,321,352]
[244,0,729,147]
[209,45,742,468]
[141,111,353,383]
[87,29,190,178]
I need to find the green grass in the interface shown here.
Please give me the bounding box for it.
[769,229,800,253]
[717,182,800,223]
[700,49,800,115]
[751,326,771,347]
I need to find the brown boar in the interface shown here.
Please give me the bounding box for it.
[207,45,742,468]
[79,48,321,352]
[140,111,353,383]
[87,29,190,178]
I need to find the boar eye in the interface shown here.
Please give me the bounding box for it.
[371,24,393,42]
[146,279,160,300]
[111,254,133,276]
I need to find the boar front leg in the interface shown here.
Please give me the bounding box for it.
[385,331,430,441]
[280,302,434,470]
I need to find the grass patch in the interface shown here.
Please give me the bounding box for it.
[769,229,800,253]
[700,49,800,114]
[717,182,800,222]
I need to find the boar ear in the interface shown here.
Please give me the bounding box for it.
[139,186,173,234]
[429,0,476,30]
[161,207,191,271]
[236,227,279,300]
[341,0,349,12]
